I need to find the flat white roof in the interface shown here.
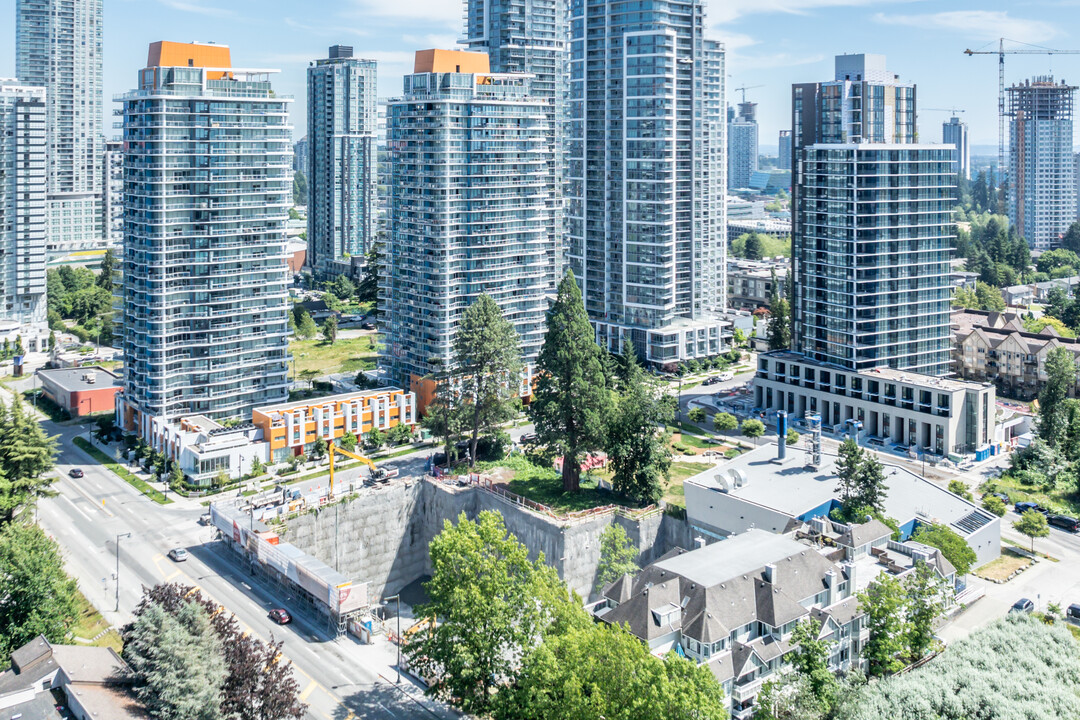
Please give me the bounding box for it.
[653,529,811,587]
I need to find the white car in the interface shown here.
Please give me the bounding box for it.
[718,371,734,381]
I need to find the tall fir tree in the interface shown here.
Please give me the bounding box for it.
[605,347,672,505]
[0,397,58,523]
[530,272,612,492]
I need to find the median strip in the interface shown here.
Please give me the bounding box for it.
[72,436,172,505]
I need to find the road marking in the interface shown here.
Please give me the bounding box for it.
[298,681,317,701]
[60,475,114,518]
[377,703,396,718]
[164,570,182,581]
[60,493,93,523]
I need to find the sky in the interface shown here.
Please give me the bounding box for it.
[1,0,1079,152]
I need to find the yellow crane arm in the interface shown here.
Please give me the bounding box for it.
[327,440,378,498]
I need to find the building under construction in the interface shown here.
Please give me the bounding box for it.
[1007,77,1076,251]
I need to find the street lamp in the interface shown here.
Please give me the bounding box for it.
[115,532,132,612]
[382,594,401,684]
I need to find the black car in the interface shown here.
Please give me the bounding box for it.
[1010,598,1035,614]
[702,376,721,386]
[1049,514,1080,533]
[1015,501,1048,515]
[990,492,1010,504]
[519,432,538,446]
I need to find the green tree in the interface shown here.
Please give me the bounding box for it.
[530,272,612,492]
[0,397,59,523]
[47,329,55,351]
[767,298,792,350]
[786,428,800,446]
[1014,509,1050,554]
[952,285,978,309]
[733,327,747,347]
[605,349,672,504]
[1063,221,1080,255]
[124,599,226,720]
[911,523,977,576]
[14,335,23,357]
[981,494,1006,517]
[595,524,639,593]
[904,561,946,661]
[321,315,338,345]
[741,418,765,443]
[788,618,838,706]
[714,412,739,432]
[294,309,317,340]
[744,232,765,261]
[406,511,583,714]
[687,407,707,424]
[974,283,1006,311]
[754,675,826,720]
[858,573,907,676]
[1038,346,1077,447]
[248,456,264,478]
[366,426,385,449]
[857,452,888,514]
[1037,249,1080,275]
[292,170,306,206]
[388,423,413,446]
[0,523,79,663]
[169,461,186,489]
[330,274,355,301]
[97,248,117,291]
[357,242,381,313]
[339,430,358,452]
[947,479,973,501]
[495,622,728,720]
[421,358,466,465]
[311,436,327,460]
[834,438,864,509]
[452,294,522,468]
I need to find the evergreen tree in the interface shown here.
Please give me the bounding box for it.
[0,523,79,663]
[357,241,381,315]
[294,309,318,340]
[1038,347,1077,447]
[124,600,226,720]
[856,452,888,514]
[1063,221,1080,255]
[321,315,338,345]
[744,232,765,261]
[97,248,117,291]
[767,298,792,350]
[605,348,672,505]
[530,272,612,492]
[223,634,306,720]
[0,397,58,523]
[452,294,522,468]
[421,358,466,466]
[834,438,864,509]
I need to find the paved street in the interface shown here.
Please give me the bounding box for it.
[19,385,456,720]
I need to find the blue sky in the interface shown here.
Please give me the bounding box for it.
[2,0,1078,152]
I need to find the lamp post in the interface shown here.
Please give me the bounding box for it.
[383,594,401,684]
[115,532,131,612]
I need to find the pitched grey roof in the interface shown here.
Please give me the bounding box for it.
[838,519,893,549]
[811,596,861,628]
[708,652,735,683]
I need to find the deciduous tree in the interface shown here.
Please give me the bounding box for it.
[788,618,837,706]
[452,294,522,468]
[321,315,338,345]
[0,523,79,664]
[714,412,739,432]
[1038,346,1077,447]
[904,561,946,661]
[594,524,639,593]
[858,573,907,677]
[1014,509,1049,554]
[911,523,976,576]
[530,272,612,492]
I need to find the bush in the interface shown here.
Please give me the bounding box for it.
[948,479,973,501]
[687,407,707,423]
[475,431,510,462]
[982,495,1006,517]
[786,429,800,446]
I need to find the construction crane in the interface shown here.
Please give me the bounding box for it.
[327,440,395,498]
[964,38,1080,174]
[733,84,764,104]
[922,107,966,115]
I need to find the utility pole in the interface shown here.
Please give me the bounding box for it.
[115,532,131,612]
[383,594,401,683]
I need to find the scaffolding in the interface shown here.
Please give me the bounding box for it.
[804,412,822,468]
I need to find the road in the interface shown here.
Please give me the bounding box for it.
[29,404,457,720]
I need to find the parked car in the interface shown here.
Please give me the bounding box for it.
[1067,603,1080,625]
[1010,598,1035,614]
[361,322,376,330]
[718,371,734,382]
[1048,514,1080,533]
[167,548,188,562]
[198,513,213,526]
[702,376,722,386]
[519,432,538,445]
[268,608,292,625]
[990,492,1010,504]
[68,468,84,478]
[1015,501,1048,515]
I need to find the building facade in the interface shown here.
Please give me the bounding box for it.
[568,0,728,365]
[117,42,292,440]
[942,115,970,181]
[102,140,123,247]
[293,136,308,181]
[727,258,788,311]
[306,46,378,275]
[0,79,47,327]
[1007,78,1076,251]
[16,0,104,259]
[465,0,567,293]
[792,55,952,377]
[778,129,792,170]
[728,101,758,190]
[753,351,996,456]
[382,50,549,385]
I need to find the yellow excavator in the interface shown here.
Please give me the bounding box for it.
[327,440,394,498]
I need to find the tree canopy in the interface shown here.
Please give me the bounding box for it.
[910,523,976,576]
[594,524,639,593]
[0,396,59,524]
[605,348,672,505]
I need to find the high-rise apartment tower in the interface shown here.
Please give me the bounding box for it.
[0,79,47,326]
[791,54,953,376]
[1007,77,1076,251]
[942,116,970,181]
[778,129,792,171]
[465,0,567,292]
[382,50,549,388]
[728,101,758,189]
[568,0,728,365]
[306,46,378,274]
[16,0,104,258]
[117,42,292,440]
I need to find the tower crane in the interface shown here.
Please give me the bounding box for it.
[733,84,764,104]
[922,107,966,115]
[964,38,1080,174]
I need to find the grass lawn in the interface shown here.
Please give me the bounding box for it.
[974,548,1031,582]
[69,589,123,653]
[984,474,1080,517]
[489,457,611,513]
[290,335,381,377]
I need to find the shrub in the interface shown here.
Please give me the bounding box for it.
[948,479,973,501]
[981,495,1006,517]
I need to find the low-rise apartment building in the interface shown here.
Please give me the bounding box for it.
[596,525,955,719]
[954,309,1080,400]
[727,258,789,311]
[754,351,995,457]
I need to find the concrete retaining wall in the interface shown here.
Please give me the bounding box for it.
[279,479,693,601]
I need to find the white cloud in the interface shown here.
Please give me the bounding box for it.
[728,52,826,73]
[716,32,759,53]
[158,0,236,18]
[284,18,370,38]
[346,0,462,28]
[872,11,1060,44]
[710,0,924,24]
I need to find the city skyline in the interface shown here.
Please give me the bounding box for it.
[2,0,1075,148]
